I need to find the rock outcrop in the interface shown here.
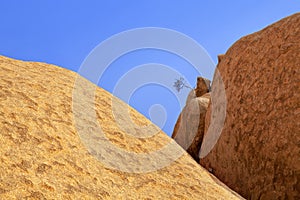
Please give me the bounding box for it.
[195,77,211,97]
[0,56,243,199]
[172,77,211,162]
[200,13,300,199]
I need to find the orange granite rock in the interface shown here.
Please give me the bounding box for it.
[0,56,243,199]
[200,13,300,199]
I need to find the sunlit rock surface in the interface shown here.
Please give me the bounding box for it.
[200,13,300,199]
[0,56,243,199]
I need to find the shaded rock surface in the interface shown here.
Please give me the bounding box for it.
[195,77,211,97]
[172,77,211,162]
[200,13,300,199]
[0,56,243,199]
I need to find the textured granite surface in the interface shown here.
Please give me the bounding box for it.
[0,56,243,199]
[201,13,300,199]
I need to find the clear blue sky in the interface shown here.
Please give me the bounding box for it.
[1,1,299,136]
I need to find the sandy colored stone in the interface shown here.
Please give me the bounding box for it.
[172,93,210,162]
[186,77,210,105]
[173,77,211,164]
[186,89,197,105]
[204,97,211,138]
[0,56,243,199]
[200,13,300,199]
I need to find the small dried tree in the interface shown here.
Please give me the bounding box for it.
[173,77,192,92]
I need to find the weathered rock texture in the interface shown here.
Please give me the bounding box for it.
[0,56,243,199]
[195,77,211,97]
[172,77,211,162]
[200,13,300,199]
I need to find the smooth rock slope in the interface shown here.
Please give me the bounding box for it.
[0,56,243,199]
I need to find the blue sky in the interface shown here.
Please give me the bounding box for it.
[1,1,299,136]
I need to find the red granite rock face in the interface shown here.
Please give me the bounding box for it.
[200,13,300,199]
